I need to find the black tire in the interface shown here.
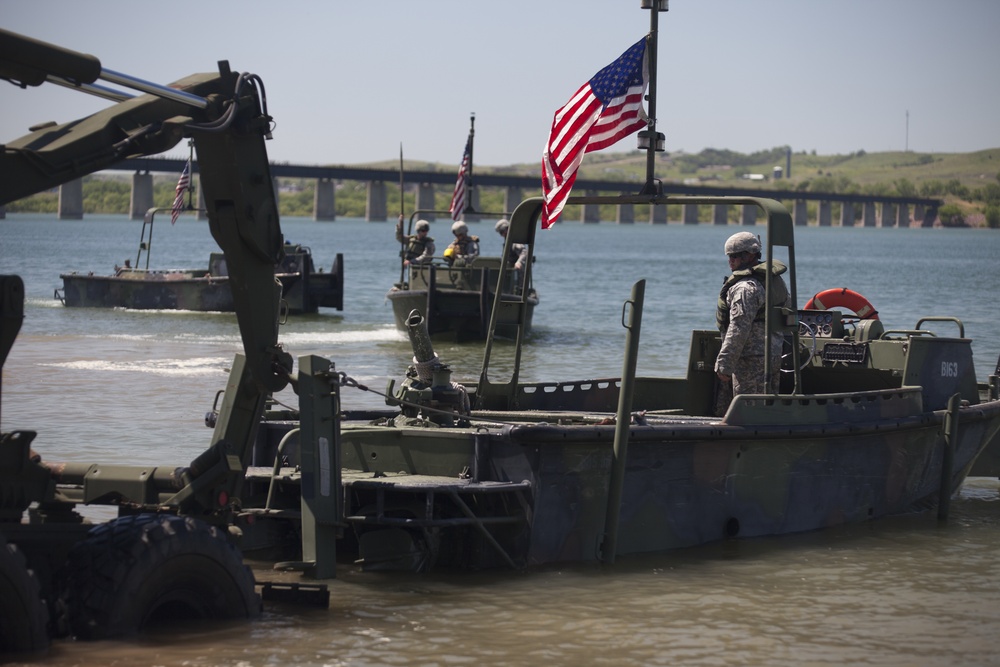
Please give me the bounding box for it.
[0,532,50,655]
[64,514,260,641]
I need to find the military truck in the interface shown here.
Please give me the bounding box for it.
[0,28,335,654]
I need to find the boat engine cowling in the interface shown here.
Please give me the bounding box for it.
[386,310,470,426]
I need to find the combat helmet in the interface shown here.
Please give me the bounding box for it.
[724,231,761,256]
[451,221,468,236]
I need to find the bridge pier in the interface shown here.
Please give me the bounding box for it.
[617,199,634,224]
[683,203,699,224]
[314,178,335,221]
[817,201,832,227]
[862,202,877,227]
[922,205,937,227]
[839,202,854,227]
[58,179,83,219]
[503,187,522,214]
[650,204,667,224]
[0,205,5,219]
[792,200,808,226]
[713,204,728,225]
[896,203,910,228]
[366,181,387,221]
[740,205,757,226]
[129,172,153,220]
[581,190,600,223]
[464,190,483,223]
[879,202,895,227]
[416,184,436,218]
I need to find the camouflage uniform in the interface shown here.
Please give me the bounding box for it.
[446,221,480,266]
[396,219,435,264]
[495,219,528,269]
[714,232,790,417]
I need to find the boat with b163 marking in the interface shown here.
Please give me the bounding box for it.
[235,193,1000,572]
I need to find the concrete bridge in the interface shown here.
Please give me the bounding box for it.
[27,156,943,228]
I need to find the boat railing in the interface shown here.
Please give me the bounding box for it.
[400,209,514,286]
[406,257,525,296]
[475,194,797,413]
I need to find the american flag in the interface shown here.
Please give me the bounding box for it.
[170,159,191,224]
[449,137,471,221]
[541,37,649,229]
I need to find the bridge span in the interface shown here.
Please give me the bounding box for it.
[35,156,943,228]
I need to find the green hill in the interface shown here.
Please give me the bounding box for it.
[375,146,1000,228]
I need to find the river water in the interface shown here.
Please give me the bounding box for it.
[2,212,1000,666]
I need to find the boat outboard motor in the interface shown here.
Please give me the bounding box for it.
[387,309,470,426]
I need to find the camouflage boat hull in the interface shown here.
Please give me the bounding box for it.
[387,286,537,341]
[59,272,236,311]
[58,246,343,314]
[496,396,1000,564]
[246,385,1000,570]
[387,256,537,341]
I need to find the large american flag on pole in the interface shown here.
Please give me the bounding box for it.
[449,136,471,221]
[170,158,191,224]
[541,37,649,229]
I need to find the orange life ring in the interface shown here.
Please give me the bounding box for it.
[803,288,879,320]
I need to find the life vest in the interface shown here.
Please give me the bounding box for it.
[405,235,433,259]
[716,260,788,332]
[506,242,528,266]
[449,235,479,256]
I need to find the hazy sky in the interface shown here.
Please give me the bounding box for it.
[3,0,998,168]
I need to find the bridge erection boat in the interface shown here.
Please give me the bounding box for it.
[56,208,344,314]
[214,2,1000,573]
[239,193,1000,572]
[385,211,539,342]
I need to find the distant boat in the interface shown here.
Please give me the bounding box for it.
[386,211,538,341]
[386,115,537,340]
[55,208,343,314]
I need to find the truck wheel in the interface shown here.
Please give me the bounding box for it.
[64,514,260,640]
[0,533,50,654]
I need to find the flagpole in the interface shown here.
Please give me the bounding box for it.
[464,113,475,213]
[185,139,195,209]
[398,143,407,286]
[399,142,405,223]
[639,0,666,195]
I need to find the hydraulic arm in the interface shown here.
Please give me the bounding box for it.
[1,28,291,518]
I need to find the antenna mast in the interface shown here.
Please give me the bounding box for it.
[638,0,667,195]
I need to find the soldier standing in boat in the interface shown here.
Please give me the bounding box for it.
[396,217,435,267]
[444,221,479,266]
[714,231,790,416]
[495,218,528,270]
[495,218,528,293]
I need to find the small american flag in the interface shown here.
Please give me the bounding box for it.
[449,137,471,221]
[171,159,191,224]
[541,37,649,229]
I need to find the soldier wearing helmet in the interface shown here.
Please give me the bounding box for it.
[444,220,479,266]
[714,231,791,416]
[395,216,435,266]
[495,218,528,271]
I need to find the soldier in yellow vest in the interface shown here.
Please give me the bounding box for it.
[445,220,479,266]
